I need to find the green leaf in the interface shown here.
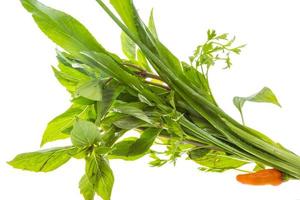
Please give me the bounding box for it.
[112,103,152,124]
[71,119,101,148]
[110,128,161,160]
[192,151,248,172]
[21,0,105,56]
[76,79,102,101]
[148,9,158,39]
[85,155,114,200]
[79,175,95,200]
[121,31,136,60]
[233,87,281,123]
[113,116,149,129]
[8,146,74,172]
[52,62,91,93]
[41,104,90,146]
[96,85,124,122]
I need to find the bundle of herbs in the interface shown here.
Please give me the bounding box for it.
[9,0,300,199]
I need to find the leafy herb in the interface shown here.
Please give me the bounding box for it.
[10,0,300,199]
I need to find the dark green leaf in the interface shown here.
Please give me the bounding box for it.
[8,146,74,172]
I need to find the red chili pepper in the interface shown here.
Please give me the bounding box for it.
[236,169,283,186]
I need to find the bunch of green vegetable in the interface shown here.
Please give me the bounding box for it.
[9,0,300,199]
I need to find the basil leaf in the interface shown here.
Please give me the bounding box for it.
[85,155,114,200]
[112,104,152,124]
[41,104,90,146]
[96,85,124,122]
[233,87,281,123]
[192,151,248,172]
[52,62,90,93]
[110,128,161,160]
[71,119,101,148]
[76,79,102,101]
[8,146,75,172]
[21,0,105,55]
[79,175,95,200]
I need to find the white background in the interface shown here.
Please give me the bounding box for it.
[1,0,300,199]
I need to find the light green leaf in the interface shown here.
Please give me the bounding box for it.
[192,151,248,172]
[76,79,102,101]
[96,85,124,122]
[110,128,161,160]
[8,146,74,172]
[79,175,95,200]
[21,0,105,56]
[85,155,114,200]
[112,103,152,124]
[52,62,90,93]
[41,104,90,146]
[148,9,158,39]
[233,87,281,123]
[71,119,101,148]
[121,31,136,60]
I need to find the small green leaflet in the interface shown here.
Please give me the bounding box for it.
[79,175,95,200]
[71,119,101,148]
[85,155,114,200]
[41,104,90,146]
[8,146,75,172]
[76,79,103,101]
[21,0,106,56]
[110,128,161,160]
[233,87,281,124]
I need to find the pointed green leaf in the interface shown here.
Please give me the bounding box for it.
[192,151,248,172]
[85,155,114,200]
[41,104,90,146]
[148,9,158,39]
[21,0,105,55]
[121,31,136,60]
[8,146,75,172]
[112,103,152,124]
[96,85,124,122]
[109,128,161,160]
[71,119,101,148]
[76,80,102,101]
[79,175,95,200]
[233,87,281,123]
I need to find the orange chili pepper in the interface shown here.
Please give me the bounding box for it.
[236,169,283,186]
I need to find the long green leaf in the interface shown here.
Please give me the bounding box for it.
[8,146,75,172]
[21,0,105,55]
